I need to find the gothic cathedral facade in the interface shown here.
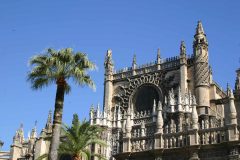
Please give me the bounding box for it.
[89,21,240,160]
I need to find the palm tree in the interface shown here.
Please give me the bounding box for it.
[59,114,107,160]
[27,48,96,160]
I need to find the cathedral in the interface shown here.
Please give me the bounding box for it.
[5,21,240,160]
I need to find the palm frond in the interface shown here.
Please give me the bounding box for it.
[27,48,96,94]
[58,114,107,160]
[35,153,48,160]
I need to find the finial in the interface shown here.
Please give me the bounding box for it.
[47,110,52,124]
[230,89,234,99]
[157,48,161,59]
[31,121,37,139]
[20,123,23,129]
[104,49,113,68]
[133,54,136,65]
[196,20,205,35]
[90,104,94,111]
[107,49,112,57]
[209,66,213,74]
[180,41,186,55]
[227,83,231,96]
[45,110,52,131]
[35,120,37,127]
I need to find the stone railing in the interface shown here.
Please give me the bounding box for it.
[163,133,190,148]
[198,127,226,145]
[161,56,180,70]
[133,110,153,125]
[131,137,155,152]
[113,56,181,80]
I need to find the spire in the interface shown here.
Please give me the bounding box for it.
[45,110,52,132]
[132,54,137,70]
[30,121,37,139]
[157,48,161,60]
[180,41,186,56]
[18,123,24,143]
[227,83,231,96]
[105,49,113,66]
[194,21,208,45]
[156,48,161,70]
[196,21,205,35]
[104,49,114,74]
[133,54,136,65]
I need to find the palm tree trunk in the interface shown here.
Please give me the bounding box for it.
[49,79,66,160]
[72,155,81,160]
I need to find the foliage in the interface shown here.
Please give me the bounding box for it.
[27,48,96,94]
[35,153,48,160]
[58,114,107,160]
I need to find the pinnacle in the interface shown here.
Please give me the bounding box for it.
[157,48,160,58]
[196,21,205,35]
[180,41,186,55]
[133,54,136,64]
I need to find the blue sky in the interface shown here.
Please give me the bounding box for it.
[0,0,240,150]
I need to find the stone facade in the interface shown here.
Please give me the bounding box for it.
[90,21,240,160]
[9,21,240,160]
[9,111,52,160]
